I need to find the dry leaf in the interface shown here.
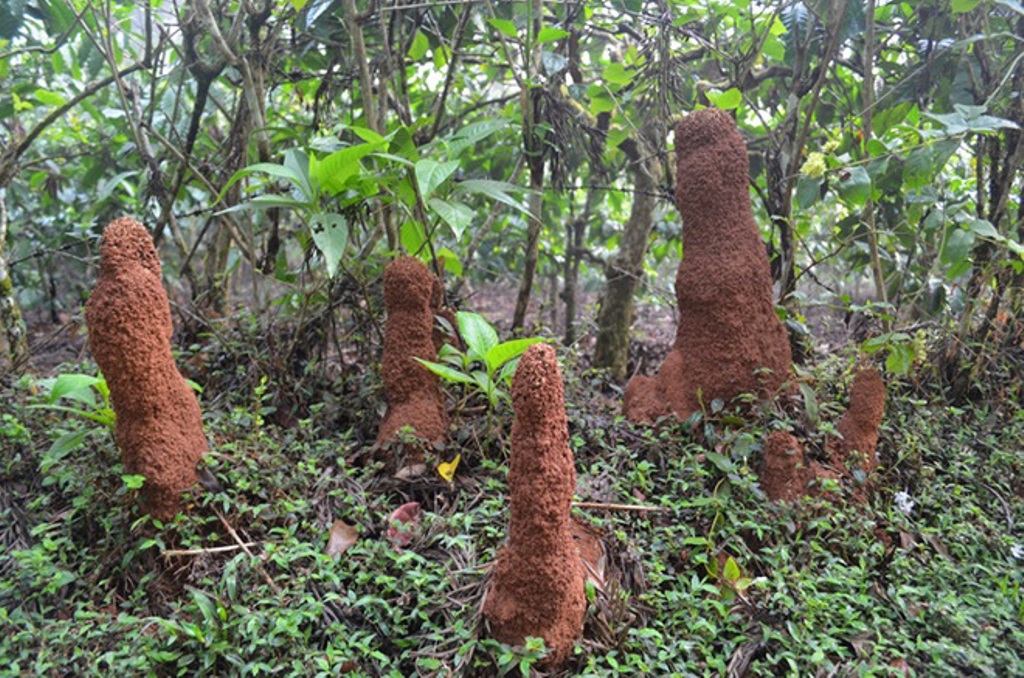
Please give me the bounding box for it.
[436,453,461,482]
[325,519,359,559]
[387,502,421,548]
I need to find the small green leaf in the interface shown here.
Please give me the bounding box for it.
[309,213,349,278]
[709,87,742,111]
[121,474,146,490]
[487,18,518,39]
[723,556,741,581]
[536,27,569,43]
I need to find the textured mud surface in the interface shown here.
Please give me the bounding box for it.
[830,367,886,493]
[483,344,586,667]
[625,109,792,422]
[377,257,448,462]
[85,218,207,520]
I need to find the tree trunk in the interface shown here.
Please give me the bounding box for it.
[593,124,664,380]
[511,0,544,333]
[0,188,29,374]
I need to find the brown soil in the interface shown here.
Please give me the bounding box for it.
[84,218,208,520]
[376,257,448,462]
[624,109,792,423]
[830,367,886,478]
[483,344,586,667]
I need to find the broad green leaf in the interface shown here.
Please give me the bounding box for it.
[484,337,545,373]
[34,88,65,107]
[454,179,532,217]
[886,344,915,374]
[435,247,463,277]
[219,161,308,204]
[415,359,476,385]
[941,227,975,267]
[966,218,999,239]
[837,166,871,206]
[798,382,819,429]
[446,119,509,158]
[487,18,517,39]
[289,0,308,9]
[456,311,499,361]
[951,0,982,12]
[317,143,381,195]
[415,159,460,200]
[537,27,569,43]
[428,198,473,238]
[602,62,635,87]
[400,221,427,255]
[47,430,88,459]
[795,176,822,209]
[710,88,742,111]
[48,374,102,405]
[309,213,348,278]
[407,30,429,60]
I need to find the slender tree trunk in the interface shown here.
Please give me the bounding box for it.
[0,188,29,373]
[862,0,887,310]
[511,0,545,332]
[563,189,599,345]
[593,125,664,380]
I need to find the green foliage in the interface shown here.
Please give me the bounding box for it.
[417,311,544,410]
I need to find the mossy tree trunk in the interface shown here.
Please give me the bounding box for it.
[0,188,29,373]
[593,124,664,381]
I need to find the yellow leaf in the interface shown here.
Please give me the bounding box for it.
[436,453,461,482]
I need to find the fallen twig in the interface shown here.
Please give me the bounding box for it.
[213,507,283,595]
[162,542,259,558]
[572,501,668,512]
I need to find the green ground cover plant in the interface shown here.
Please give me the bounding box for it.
[2,337,1022,676]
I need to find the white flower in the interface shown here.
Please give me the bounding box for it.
[1011,544,1024,560]
[894,491,915,516]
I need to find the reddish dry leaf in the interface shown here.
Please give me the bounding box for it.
[387,501,421,548]
[326,519,359,559]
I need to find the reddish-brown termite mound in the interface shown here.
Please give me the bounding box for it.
[85,218,208,520]
[829,367,886,487]
[483,344,586,667]
[377,256,448,465]
[624,109,792,422]
[760,367,885,503]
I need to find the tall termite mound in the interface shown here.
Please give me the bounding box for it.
[483,344,586,667]
[624,109,792,422]
[85,218,208,520]
[377,256,448,463]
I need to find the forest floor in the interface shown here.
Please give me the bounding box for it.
[2,282,1023,676]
